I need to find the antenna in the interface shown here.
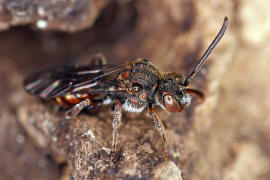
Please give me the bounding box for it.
[184,17,228,86]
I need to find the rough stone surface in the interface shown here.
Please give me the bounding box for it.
[0,0,270,180]
[152,161,183,180]
[0,0,110,32]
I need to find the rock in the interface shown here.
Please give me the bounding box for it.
[0,0,110,32]
[0,62,61,180]
[152,161,183,180]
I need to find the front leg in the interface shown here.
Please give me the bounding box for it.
[112,100,122,156]
[150,107,168,160]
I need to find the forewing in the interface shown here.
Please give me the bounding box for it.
[24,64,123,99]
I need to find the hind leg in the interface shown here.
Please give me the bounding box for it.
[65,99,92,119]
[89,53,107,66]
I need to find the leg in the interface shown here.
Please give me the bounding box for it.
[149,108,168,160]
[65,99,92,119]
[89,53,107,66]
[112,100,122,155]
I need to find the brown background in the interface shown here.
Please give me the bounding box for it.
[0,0,269,179]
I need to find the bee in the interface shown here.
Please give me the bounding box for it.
[24,17,228,160]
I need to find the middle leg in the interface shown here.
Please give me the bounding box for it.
[112,100,122,156]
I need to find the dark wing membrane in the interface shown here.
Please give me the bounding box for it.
[24,64,124,99]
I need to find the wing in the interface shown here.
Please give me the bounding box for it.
[23,63,125,99]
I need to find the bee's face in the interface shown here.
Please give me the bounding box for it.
[156,73,191,113]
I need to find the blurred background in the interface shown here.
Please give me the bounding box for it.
[0,0,270,179]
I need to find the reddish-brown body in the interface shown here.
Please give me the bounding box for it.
[55,94,98,107]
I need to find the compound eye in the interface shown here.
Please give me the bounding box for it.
[163,94,180,113]
[132,83,143,93]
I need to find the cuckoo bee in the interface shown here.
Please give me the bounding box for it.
[24,17,228,160]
